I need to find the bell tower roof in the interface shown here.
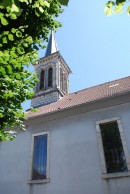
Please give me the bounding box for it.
[45,31,59,57]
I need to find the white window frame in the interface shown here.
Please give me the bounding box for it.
[28,131,50,184]
[96,117,130,179]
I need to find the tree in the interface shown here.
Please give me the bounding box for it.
[105,0,130,16]
[0,0,69,141]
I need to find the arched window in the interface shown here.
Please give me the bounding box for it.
[40,70,45,90]
[48,68,53,87]
[63,74,67,93]
[60,68,63,91]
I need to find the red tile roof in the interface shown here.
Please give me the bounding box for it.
[27,76,130,119]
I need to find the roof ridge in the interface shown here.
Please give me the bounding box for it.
[67,75,130,96]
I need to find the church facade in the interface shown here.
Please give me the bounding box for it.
[0,32,130,194]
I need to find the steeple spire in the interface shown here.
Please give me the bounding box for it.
[45,31,59,57]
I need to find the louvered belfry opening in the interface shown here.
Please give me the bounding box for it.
[100,121,128,173]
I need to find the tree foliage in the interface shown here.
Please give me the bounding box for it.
[105,0,130,16]
[0,0,69,141]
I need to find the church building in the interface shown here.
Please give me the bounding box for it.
[0,32,130,194]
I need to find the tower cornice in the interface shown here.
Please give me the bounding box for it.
[34,51,72,74]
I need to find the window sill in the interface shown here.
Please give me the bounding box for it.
[102,171,130,179]
[28,178,50,184]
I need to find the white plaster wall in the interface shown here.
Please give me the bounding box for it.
[0,102,130,194]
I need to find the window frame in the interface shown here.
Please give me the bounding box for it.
[28,131,50,184]
[96,117,130,179]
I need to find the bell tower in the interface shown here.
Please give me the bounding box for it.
[31,31,72,108]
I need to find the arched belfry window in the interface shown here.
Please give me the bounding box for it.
[40,70,45,90]
[63,74,67,93]
[60,68,63,91]
[48,68,53,87]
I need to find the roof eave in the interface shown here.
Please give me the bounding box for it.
[26,91,130,120]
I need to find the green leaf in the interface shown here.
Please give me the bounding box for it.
[30,107,39,112]
[8,34,14,41]
[16,74,21,79]
[16,30,22,37]
[26,36,33,43]
[0,12,3,19]
[23,43,28,47]
[104,5,112,16]
[0,67,6,74]
[7,66,12,74]
[114,4,123,13]
[43,0,50,7]
[34,77,39,82]
[3,31,9,35]
[1,17,8,25]
[107,0,115,6]
[57,0,69,6]
[11,4,20,12]
[104,2,115,16]
[0,113,3,118]
[10,13,17,19]
[26,91,34,99]
[8,90,14,97]
[0,57,4,63]
[15,9,22,17]
[39,6,44,13]
[3,51,10,61]
[17,47,25,54]
[35,10,40,17]
[11,28,17,33]
[10,51,17,58]
[0,51,4,57]
[2,36,8,43]
[127,6,130,15]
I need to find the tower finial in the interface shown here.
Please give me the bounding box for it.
[45,31,59,57]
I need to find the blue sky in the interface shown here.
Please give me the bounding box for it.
[23,0,130,110]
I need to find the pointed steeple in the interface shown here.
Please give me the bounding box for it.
[45,31,59,57]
